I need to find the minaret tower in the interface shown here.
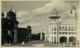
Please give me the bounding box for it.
[6,6,18,43]
[48,8,60,44]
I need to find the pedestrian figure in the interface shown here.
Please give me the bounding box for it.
[8,41,11,46]
[3,42,7,46]
[22,41,25,46]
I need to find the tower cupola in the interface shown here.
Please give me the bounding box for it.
[49,8,60,24]
[49,8,60,19]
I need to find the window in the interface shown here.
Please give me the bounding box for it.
[62,26,64,31]
[72,32,75,34]
[65,26,67,31]
[59,32,61,34]
[65,32,67,34]
[69,32,71,34]
[54,37,56,44]
[59,26,61,31]
[63,32,65,34]
[52,27,53,30]
[54,32,56,34]
[54,27,56,31]
[71,26,73,31]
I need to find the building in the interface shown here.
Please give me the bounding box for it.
[17,26,32,43]
[1,9,18,44]
[44,8,79,45]
[1,8,32,45]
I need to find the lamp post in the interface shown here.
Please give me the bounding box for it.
[71,5,78,46]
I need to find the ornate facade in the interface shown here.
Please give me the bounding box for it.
[44,9,79,45]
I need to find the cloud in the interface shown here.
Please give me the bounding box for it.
[31,0,66,15]
[17,11,30,19]
[16,0,78,33]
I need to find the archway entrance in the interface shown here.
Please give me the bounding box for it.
[69,37,76,42]
[60,36,67,43]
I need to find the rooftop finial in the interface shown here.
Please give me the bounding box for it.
[52,8,58,15]
[10,4,12,11]
[1,12,4,18]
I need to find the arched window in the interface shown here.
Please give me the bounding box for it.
[54,26,56,31]
[59,26,61,31]
[54,32,56,34]
[65,26,67,31]
[60,36,67,43]
[54,37,56,44]
[69,37,76,42]
[62,26,64,31]
[71,26,73,31]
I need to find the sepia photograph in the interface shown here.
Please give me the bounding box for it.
[1,0,80,47]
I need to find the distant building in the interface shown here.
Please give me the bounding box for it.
[1,9,18,44]
[31,33,40,40]
[44,8,78,45]
[17,26,32,43]
[31,33,44,40]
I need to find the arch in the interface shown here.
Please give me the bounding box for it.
[69,36,76,42]
[60,36,67,43]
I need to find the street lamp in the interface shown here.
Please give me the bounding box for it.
[70,5,78,46]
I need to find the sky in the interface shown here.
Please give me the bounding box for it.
[2,0,79,34]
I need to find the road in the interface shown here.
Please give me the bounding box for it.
[2,40,77,47]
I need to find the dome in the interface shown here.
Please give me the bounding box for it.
[49,8,60,19]
[7,10,16,16]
